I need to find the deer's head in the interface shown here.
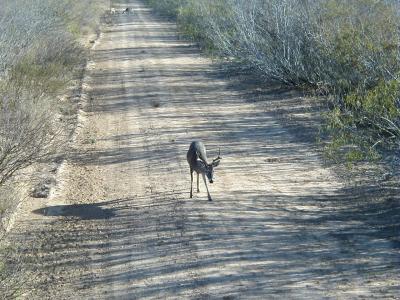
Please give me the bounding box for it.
[206,149,221,184]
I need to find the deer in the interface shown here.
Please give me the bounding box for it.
[187,141,221,201]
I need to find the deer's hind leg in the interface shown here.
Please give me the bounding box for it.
[190,169,193,198]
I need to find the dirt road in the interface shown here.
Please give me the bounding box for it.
[9,0,399,299]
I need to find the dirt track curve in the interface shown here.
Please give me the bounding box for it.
[9,0,399,299]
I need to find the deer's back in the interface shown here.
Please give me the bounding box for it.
[187,141,208,165]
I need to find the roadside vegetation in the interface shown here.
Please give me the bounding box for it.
[0,0,107,297]
[0,0,107,223]
[144,0,400,176]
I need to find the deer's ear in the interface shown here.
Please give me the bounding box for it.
[212,159,220,167]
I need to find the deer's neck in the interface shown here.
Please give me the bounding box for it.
[192,159,208,174]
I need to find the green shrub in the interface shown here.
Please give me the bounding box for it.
[143,0,187,17]
[319,0,400,95]
[325,79,400,164]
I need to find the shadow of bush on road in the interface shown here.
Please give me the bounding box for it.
[33,204,116,220]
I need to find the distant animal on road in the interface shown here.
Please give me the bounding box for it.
[110,8,133,15]
[187,141,221,201]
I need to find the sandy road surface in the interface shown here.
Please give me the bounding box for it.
[9,0,399,299]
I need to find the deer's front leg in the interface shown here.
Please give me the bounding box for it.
[197,172,200,193]
[190,169,193,198]
[202,173,212,201]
